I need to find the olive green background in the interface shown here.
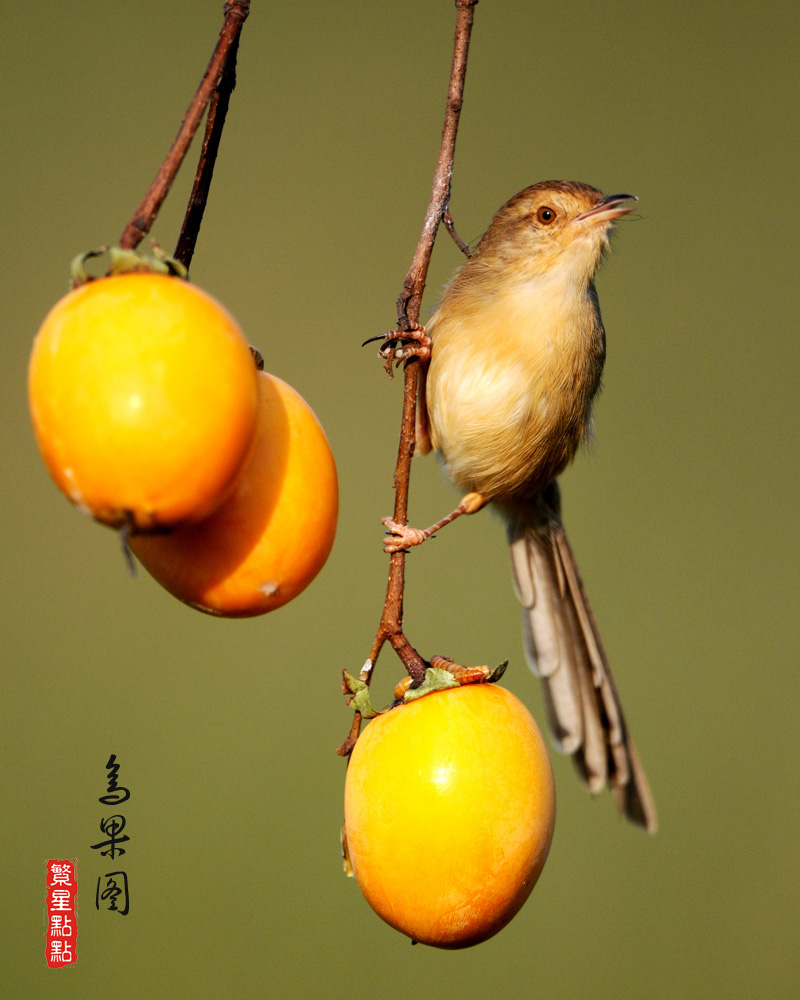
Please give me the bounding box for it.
[2,1,797,996]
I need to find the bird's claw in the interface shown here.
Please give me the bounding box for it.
[381,326,431,364]
[366,322,431,374]
[381,517,429,553]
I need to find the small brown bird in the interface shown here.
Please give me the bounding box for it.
[384,180,657,832]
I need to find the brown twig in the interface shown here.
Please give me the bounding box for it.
[394,1,477,330]
[119,0,250,256]
[338,0,478,756]
[174,5,244,270]
[443,207,473,257]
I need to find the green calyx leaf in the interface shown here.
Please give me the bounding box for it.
[488,660,509,683]
[70,246,188,288]
[402,667,460,702]
[342,671,382,720]
[70,247,108,286]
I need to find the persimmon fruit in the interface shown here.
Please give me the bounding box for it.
[129,370,338,616]
[343,682,556,949]
[28,273,259,531]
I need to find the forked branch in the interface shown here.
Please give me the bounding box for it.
[119,0,250,263]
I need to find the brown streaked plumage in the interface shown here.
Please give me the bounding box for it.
[389,180,656,832]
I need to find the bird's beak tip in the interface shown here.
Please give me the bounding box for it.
[576,193,638,223]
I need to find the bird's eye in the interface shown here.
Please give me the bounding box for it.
[536,206,557,225]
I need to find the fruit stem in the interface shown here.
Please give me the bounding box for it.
[118,1,250,261]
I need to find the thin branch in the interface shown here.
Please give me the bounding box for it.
[119,0,250,254]
[338,1,478,757]
[394,0,478,331]
[443,207,473,257]
[174,5,244,269]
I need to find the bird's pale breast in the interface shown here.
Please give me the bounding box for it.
[426,273,604,501]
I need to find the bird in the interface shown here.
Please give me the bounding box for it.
[382,180,657,832]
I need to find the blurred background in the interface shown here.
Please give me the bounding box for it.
[2,1,797,996]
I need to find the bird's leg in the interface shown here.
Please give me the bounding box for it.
[382,491,487,553]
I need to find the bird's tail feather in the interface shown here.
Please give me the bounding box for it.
[507,483,657,833]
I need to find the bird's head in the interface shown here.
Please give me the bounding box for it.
[476,180,637,283]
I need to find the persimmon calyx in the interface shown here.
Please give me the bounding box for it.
[346,658,510,726]
[70,245,188,288]
[393,656,510,703]
[402,667,460,702]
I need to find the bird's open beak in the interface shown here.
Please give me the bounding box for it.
[576,194,638,224]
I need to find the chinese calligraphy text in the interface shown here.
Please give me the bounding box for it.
[92,754,131,915]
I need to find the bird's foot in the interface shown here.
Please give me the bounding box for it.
[381,493,487,554]
[363,322,431,374]
[381,518,431,553]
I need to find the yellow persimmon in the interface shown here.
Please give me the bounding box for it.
[130,371,338,616]
[28,273,259,530]
[344,682,556,948]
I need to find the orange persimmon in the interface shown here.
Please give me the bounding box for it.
[343,682,556,948]
[130,370,338,616]
[28,273,259,531]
